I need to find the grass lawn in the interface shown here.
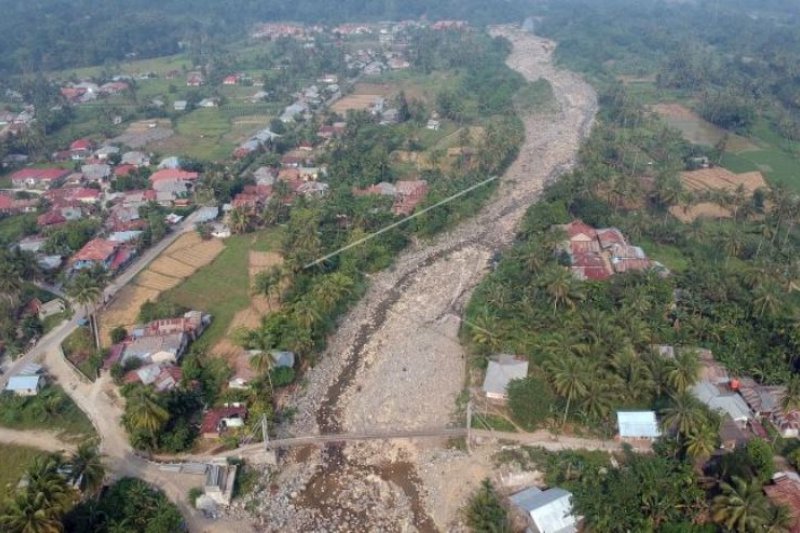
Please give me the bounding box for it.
[62,327,100,381]
[159,228,283,350]
[157,108,237,161]
[637,236,690,272]
[0,443,43,498]
[0,385,95,439]
[721,149,800,190]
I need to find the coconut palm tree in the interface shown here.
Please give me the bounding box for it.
[252,266,284,311]
[781,376,800,413]
[249,350,275,391]
[541,267,584,314]
[661,392,707,437]
[0,262,23,305]
[546,355,590,427]
[68,441,105,496]
[125,387,169,436]
[683,423,718,461]
[0,491,64,533]
[229,207,251,235]
[753,281,783,318]
[712,476,769,532]
[763,504,793,533]
[313,272,354,313]
[291,297,321,330]
[580,378,617,422]
[668,349,700,393]
[66,271,105,350]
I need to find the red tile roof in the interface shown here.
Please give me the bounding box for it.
[44,187,101,204]
[114,164,137,177]
[70,138,93,152]
[37,211,67,227]
[201,406,247,435]
[149,169,199,183]
[597,228,627,249]
[11,168,70,184]
[564,220,597,239]
[72,238,119,263]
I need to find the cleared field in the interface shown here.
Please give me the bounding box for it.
[158,229,283,352]
[0,444,42,499]
[679,167,767,194]
[669,202,732,223]
[137,270,183,291]
[98,232,224,346]
[652,103,756,151]
[112,119,174,149]
[331,93,385,114]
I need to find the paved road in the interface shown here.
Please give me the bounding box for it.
[0,210,203,390]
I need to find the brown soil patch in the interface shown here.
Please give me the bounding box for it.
[97,233,224,346]
[353,83,392,96]
[669,202,732,223]
[331,94,384,114]
[680,167,767,194]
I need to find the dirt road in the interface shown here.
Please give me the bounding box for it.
[247,26,598,532]
[0,428,76,453]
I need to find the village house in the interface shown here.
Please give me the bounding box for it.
[149,168,199,204]
[123,363,182,393]
[136,310,212,341]
[482,354,529,402]
[392,180,428,215]
[0,193,38,215]
[44,187,101,205]
[94,145,120,161]
[223,74,240,86]
[173,100,188,112]
[17,235,47,253]
[121,151,150,167]
[81,163,112,182]
[37,210,67,228]
[10,168,70,190]
[186,72,205,87]
[120,332,188,366]
[691,379,754,426]
[69,138,94,160]
[616,411,661,441]
[738,378,800,438]
[559,220,656,280]
[201,405,247,439]
[765,472,800,532]
[71,238,134,272]
[510,486,579,533]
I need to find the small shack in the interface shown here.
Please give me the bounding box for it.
[510,486,578,533]
[616,411,661,441]
[482,354,529,402]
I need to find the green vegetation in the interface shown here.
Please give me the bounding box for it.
[0,386,95,438]
[464,479,509,532]
[0,214,36,243]
[0,443,107,533]
[64,477,183,533]
[0,444,43,500]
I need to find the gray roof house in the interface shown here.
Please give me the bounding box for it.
[510,487,578,533]
[482,354,529,401]
[122,332,188,365]
[270,350,295,368]
[691,380,753,424]
[81,163,112,181]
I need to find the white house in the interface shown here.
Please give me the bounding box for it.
[617,411,661,441]
[510,487,578,533]
[482,354,528,402]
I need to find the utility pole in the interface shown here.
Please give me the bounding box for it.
[261,414,277,465]
[466,400,472,454]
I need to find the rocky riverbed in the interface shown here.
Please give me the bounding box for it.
[241,25,598,532]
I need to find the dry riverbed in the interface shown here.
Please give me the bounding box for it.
[236,26,598,531]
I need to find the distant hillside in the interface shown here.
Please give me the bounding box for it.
[0,0,529,75]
